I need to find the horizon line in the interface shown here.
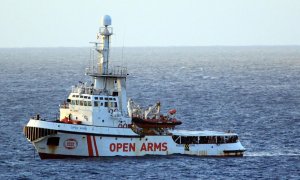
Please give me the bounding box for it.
[0,44,300,49]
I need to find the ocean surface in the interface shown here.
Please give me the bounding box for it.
[0,46,299,179]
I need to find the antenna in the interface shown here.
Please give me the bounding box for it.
[121,30,125,66]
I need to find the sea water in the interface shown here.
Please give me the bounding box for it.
[0,46,299,179]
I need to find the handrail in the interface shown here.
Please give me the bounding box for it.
[86,65,127,76]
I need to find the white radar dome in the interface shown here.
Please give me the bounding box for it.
[102,15,111,26]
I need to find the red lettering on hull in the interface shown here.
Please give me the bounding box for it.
[154,143,161,151]
[129,143,136,151]
[109,143,136,152]
[109,142,168,152]
[140,142,168,152]
[161,142,168,151]
[140,143,147,151]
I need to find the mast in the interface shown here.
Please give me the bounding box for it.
[98,15,112,75]
[86,15,128,115]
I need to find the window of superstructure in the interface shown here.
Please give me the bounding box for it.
[208,136,216,144]
[225,135,238,143]
[173,136,198,144]
[109,98,113,100]
[104,97,108,100]
[104,102,108,107]
[217,136,225,144]
[80,101,83,106]
[172,135,234,144]
[76,95,79,98]
[84,96,87,99]
[114,102,117,107]
[100,97,103,100]
[172,135,180,144]
[112,92,118,96]
[113,98,116,101]
[87,101,92,106]
[94,97,98,100]
[72,95,75,97]
[199,136,209,144]
[84,101,87,106]
[100,102,103,106]
[94,101,98,107]
[80,96,83,98]
[75,100,79,105]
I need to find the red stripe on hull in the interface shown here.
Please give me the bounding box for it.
[93,136,99,156]
[86,135,93,156]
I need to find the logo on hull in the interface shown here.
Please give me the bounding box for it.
[64,139,78,149]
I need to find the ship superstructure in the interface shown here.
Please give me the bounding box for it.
[24,15,246,159]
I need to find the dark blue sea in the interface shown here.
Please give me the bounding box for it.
[0,47,299,179]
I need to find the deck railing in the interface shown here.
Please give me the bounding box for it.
[85,65,127,77]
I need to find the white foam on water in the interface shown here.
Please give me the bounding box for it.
[245,151,300,157]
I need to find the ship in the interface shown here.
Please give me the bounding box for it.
[23,15,246,159]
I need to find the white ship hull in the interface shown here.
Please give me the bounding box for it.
[24,120,245,159]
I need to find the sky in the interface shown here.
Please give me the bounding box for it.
[1,0,300,47]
